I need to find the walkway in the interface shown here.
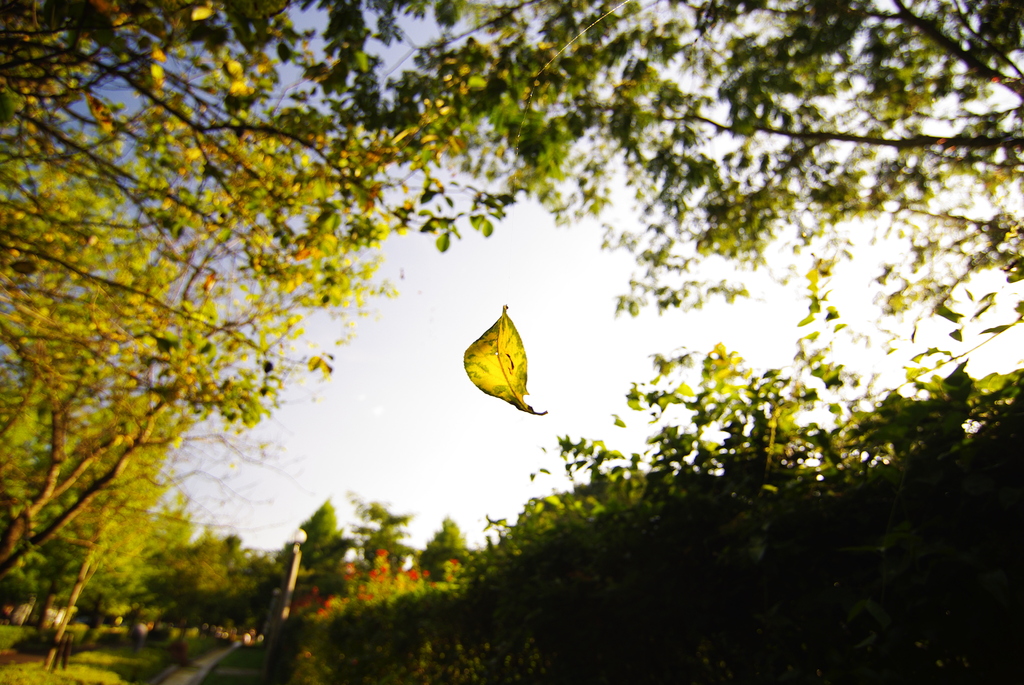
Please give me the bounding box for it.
[151,643,240,685]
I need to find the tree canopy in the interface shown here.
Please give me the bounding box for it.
[0,0,511,578]
[398,0,1022,326]
[419,516,469,580]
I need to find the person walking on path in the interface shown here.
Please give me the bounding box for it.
[130,622,149,652]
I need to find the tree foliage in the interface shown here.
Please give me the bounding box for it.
[0,504,281,629]
[284,355,1024,684]
[294,500,351,596]
[419,516,469,580]
[398,0,1023,322]
[0,0,513,578]
[349,497,414,571]
[147,528,280,627]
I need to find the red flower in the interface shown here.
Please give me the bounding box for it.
[407,570,420,581]
[376,549,388,557]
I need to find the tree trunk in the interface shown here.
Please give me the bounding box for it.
[54,553,93,643]
[36,580,58,630]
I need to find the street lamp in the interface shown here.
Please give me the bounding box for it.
[262,529,305,683]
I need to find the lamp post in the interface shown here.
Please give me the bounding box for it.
[262,528,306,683]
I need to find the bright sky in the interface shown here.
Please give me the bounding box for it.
[180,191,1023,553]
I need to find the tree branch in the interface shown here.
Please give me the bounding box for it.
[891,0,1024,99]
[689,114,1024,152]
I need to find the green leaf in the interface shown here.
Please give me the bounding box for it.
[153,334,180,353]
[949,329,963,342]
[436,232,450,252]
[277,42,292,63]
[469,215,494,237]
[464,305,546,415]
[936,305,963,324]
[0,89,15,123]
[354,51,370,73]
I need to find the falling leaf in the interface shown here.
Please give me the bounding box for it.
[464,305,546,415]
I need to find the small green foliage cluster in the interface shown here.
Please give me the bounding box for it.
[0,626,36,651]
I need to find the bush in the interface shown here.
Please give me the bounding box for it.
[0,625,36,651]
[89,628,128,647]
[283,366,1024,684]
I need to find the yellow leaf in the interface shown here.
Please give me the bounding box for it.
[392,127,417,144]
[152,47,167,63]
[150,63,165,88]
[464,305,546,415]
[191,5,213,20]
[229,79,252,96]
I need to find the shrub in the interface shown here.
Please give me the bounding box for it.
[0,625,35,651]
[282,365,1024,684]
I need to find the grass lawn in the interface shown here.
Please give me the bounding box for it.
[0,636,224,685]
[0,663,129,685]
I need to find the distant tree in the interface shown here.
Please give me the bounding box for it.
[350,497,415,572]
[144,524,280,628]
[294,500,351,597]
[420,517,469,580]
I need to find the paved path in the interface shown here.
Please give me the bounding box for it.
[151,643,240,685]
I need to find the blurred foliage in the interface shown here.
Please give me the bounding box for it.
[400,0,1024,324]
[349,497,415,573]
[0,635,223,684]
[0,0,513,579]
[1,508,282,631]
[419,517,469,581]
[0,625,36,650]
[292,500,353,598]
[0,663,130,685]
